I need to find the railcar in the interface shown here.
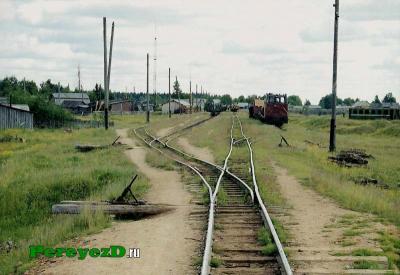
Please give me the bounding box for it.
[249,93,288,127]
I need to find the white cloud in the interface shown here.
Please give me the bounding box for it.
[0,0,399,103]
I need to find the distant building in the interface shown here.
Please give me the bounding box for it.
[237,102,249,109]
[51,93,90,115]
[193,98,206,111]
[109,100,134,113]
[213,99,221,105]
[161,99,191,114]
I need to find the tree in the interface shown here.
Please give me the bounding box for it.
[373,95,381,104]
[288,95,302,106]
[220,94,232,105]
[237,95,245,102]
[343,97,356,106]
[383,92,396,103]
[318,94,343,109]
[304,99,311,106]
[173,79,182,98]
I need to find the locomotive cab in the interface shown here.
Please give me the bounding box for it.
[264,93,288,127]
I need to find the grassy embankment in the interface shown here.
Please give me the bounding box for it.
[240,113,400,225]
[239,112,400,267]
[0,114,151,274]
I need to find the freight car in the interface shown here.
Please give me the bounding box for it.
[249,93,288,127]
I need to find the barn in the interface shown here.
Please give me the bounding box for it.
[161,99,191,114]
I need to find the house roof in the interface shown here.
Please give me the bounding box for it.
[52,93,90,104]
[11,104,30,111]
[0,103,32,113]
[352,101,370,108]
[163,99,191,106]
[307,105,321,109]
[109,100,133,105]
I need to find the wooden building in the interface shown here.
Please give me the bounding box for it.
[0,103,33,129]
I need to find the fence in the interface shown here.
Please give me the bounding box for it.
[0,104,33,130]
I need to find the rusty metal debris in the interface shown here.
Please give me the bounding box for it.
[279,135,290,147]
[52,175,174,217]
[328,149,373,167]
[304,139,326,148]
[353,177,389,189]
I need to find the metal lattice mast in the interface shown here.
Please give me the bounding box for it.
[153,32,157,108]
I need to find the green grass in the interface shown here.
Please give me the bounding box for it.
[0,116,151,274]
[216,187,228,206]
[210,257,222,268]
[351,260,381,269]
[145,149,176,170]
[238,112,400,227]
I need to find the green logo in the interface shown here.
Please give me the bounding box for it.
[29,245,126,260]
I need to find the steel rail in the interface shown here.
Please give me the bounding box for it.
[236,114,293,275]
[133,126,215,275]
[162,125,255,203]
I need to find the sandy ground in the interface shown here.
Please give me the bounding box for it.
[156,126,174,137]
[37,129,198,275]
[272,163,393,272]
[177,137,215,163]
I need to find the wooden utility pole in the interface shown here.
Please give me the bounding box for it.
[196,84,198,110]
[190,80,192,114]
[176,76,182,115]
[103,17,108,130]
[107,22,115,95]
[146,54,150,123]
[168,68,171,118]
[329,0,339,152]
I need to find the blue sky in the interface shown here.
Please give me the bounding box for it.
[0,0,399,103]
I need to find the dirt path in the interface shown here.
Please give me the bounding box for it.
[177,137,215,163]
[156,126,174,137]
[272,163,392,273]
[39,129,199,275]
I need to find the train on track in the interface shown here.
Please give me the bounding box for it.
[249,93,288,127]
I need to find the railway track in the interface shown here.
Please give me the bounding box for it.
[134,115,291,275]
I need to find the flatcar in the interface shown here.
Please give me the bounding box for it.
[249,93,288,127]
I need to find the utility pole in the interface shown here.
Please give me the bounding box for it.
[168,68,171,118]
[201,85,203,111]
[177,76,182,115]
[329,0,339,152]
[196,84,198,110]
[146,53,150,123]
[103,17,108,130]
[190,80,192,114]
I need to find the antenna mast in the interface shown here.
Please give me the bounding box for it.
[153,26,157,108]
[78,64,81,92]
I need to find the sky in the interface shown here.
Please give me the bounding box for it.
[0,0,399,104]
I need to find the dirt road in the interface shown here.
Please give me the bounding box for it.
[272,163,394,273]
[39,129,199,275]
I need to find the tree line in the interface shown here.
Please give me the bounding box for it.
[287,93,397,108]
